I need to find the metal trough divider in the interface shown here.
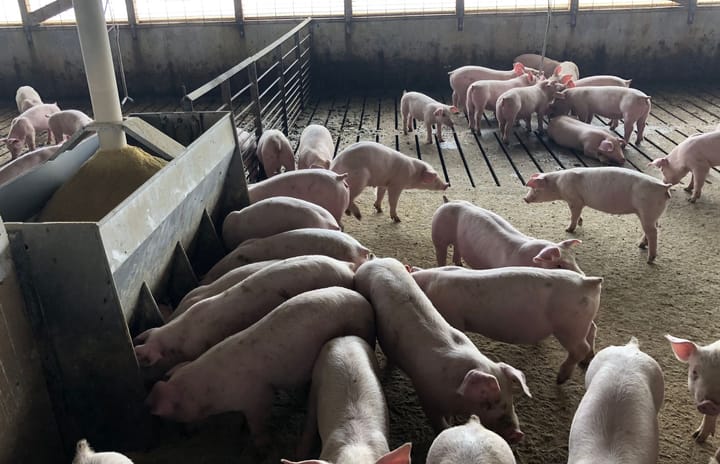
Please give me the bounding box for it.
[3,111,252,454]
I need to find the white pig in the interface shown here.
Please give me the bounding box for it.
[47,109,92,142]
[400,90,459,144]
[514,53,563,80]
[15,85,43,113]
[524,167,672,263]
[571,75,632,88]
[145,287,375,446]
[568,338,664,464]
[431,196,584,273]
[1,103,61,158]
[297,124,335,169]
[465,72,537,133]
[248,169,350,226]
[548,115,626,165]
[171,259,281,319]
[222,196,340,250]
[281,336,412,464]
[72,439,133,464]
[330,141,449,222]
[448,62,536,110]
[134,255,356,370]
[355,258,532,443]
[0,144,61,186]
[411,266,603,383]
[257,129,296,177]
[553,86,651,145]
[496,79,562,143]
[426,415,516,464]
[201,228,369,283]
[649,131,720,203]
[550,61,580,82]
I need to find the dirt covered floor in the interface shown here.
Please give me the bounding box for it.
[128,176,720,464]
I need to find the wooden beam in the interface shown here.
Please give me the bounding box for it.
[27,0,73,26]
[17,0,32,43]
[124,0,137,38]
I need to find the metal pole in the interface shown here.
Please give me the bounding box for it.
[73,0,126,150]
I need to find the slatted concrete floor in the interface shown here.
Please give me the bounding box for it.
[2,85,719,187]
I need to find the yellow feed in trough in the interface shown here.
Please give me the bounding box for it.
[38,145,167,222]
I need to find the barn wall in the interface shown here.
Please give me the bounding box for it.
[0,8,718,100]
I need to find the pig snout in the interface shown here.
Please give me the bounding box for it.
[504,428,525,444]
[698,400,720,416]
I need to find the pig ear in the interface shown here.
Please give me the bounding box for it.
[665,334,698,362]
[526,73,536,84]
[457,369,501,403]
[599,140,614,152]
[525,175,546,188]
[513,62,525,75]
[566,80,576,88]
[375,443,412,464]
[559,239,582,249]
[649,158,668,168]
[533,246,561,264]
[421,168,437,183]
[450,106,460,114]
[499,362,532,398]
[554,65,562,76]
[280,460,325,464]
[560,75,573,85]
[6,138,19,143]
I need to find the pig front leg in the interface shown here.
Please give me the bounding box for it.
[610,119,619,130]
[425,122,435,145]
[452,246,462,266]
[623,120,635,145]
[684,173,695,193]
[635,114,648,144]
[524,115,532,133]
[388,186,404,223]
[436,122,445,143]
[688,169,708,203]
[565,203,584,233]
[374,187,387,213]
[693,414,717,443]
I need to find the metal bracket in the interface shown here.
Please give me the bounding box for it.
[570,0,579,27]
[345,0,352,35]
[687,0,697,24]
[234,0,246,37]
[457,0,464,31]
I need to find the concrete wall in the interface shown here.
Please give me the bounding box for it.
[0,7,718,100]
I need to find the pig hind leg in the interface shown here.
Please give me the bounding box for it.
[693,414,717,443]
[555,329,593,384]
[637,215,659,263]
[388,186,404,223]
[688,169,707,203]
[244,387,275,448]
[623,119,635,145]
[566,203,584,233]
[431,227,451,266]
[578,321,597,367]
[374,187,387,213]
[346,172,369,220]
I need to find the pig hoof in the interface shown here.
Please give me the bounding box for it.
[692,429,709,443]
[638,242,647,249]
[689,197,698,203]
[565,227,576,233]
[647,256,656,264]
[345,209,352,216]
[374,204,383,213]
[556,373,569,384]
[353,212,362,220]
[425,140,433,145]
[392,216,401,223]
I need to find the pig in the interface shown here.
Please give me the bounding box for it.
[171,260,281,319]
[72,439,133,464]
[201,228,369,283]
[134,255,356,369]
[355,258,532,443]
[666,335,720,449]
[411,266,603,383]
[400,90,459,144]
[552,86,651,145]
[448,62,536,110]
[222,196,340,250]
[426,415,516,464]
[513,53,563,80]
[495,79,563,143]
[432,196,583,273]
[15,85,43,113]
[297,124,335,169]
[248,169,350,226]
[649,131,720,203]
[256,129,296,177]
[524,167,673,263]
[547,115,626,165]
[281,336,412,464]
[465,72,537,133]
[47,109,92,142]
[145,287,375,447]
[571,75,632,88]
[568,338,664,464]
[0,144,61,187]
[1,103,61,158]
[550,62,580,82]
[330,141,449,222]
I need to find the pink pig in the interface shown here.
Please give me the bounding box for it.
[222,196,340,250]
[202,228,369,283]
[513,53,562,80]
[257,129,296,177]
[547,115,626,165]
[465,72,537,133]
[47,109,92,142]
[0,143,61,187]
[571,75,632,88]
[411,266,603,383]
[431,196,583,273]
[248,169,350,226]
[1,103,61,158]
[330,141,449,222]
[355,258,532,443]
[15,86,43,113]
[282,336,412,464]
[553,86,651,145]
[134,255,356,370]
[649,131,720,202]
[297,124,335,169]
[524,167,672,263]
[426,415,516,464]
[72,439,133,464]
[145,287,375,446]
[568,338,664,464]
[400,90,459,144]
[495,78,564,143]
[448,62,536,110]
